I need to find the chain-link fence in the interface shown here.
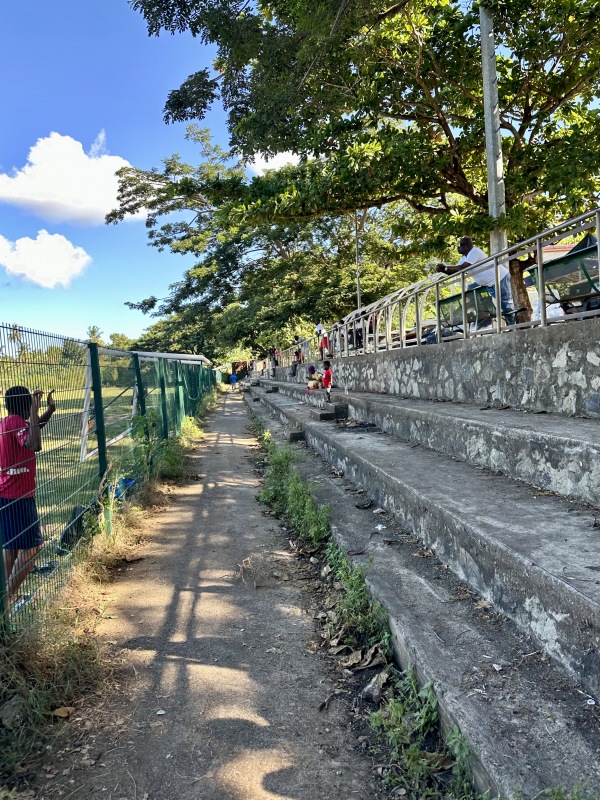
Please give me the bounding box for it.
[0,324,215,632]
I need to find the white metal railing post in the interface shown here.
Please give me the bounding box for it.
[398,301,403,348]
[461,273,468,339]
[596,210,600,289]
[414,291,421,347]
[435,282,442,344]
[537,237,547,327]
[385,305,391,350]
[494,255,503,332]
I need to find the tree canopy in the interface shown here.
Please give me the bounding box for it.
[118,0,600,352]
[130,0,600,239]
[109,127,433,358]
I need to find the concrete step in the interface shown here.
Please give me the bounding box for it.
[245,394,600,799]
[258,379,600,508]
[308,408,336,421]
[248,386,600,698]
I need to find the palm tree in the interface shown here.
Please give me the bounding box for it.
[86,325,104,345]
[7,323,27,361]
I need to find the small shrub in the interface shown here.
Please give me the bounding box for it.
[180,415,203,447]
[155,436,188,480]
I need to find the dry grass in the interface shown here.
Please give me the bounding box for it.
[0,480,169,788]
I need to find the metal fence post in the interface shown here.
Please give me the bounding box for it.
[158,358,169,440]
[175,361,185,430]
[88,343,108,481]
[0,545,8,638]
[132,353,146,418]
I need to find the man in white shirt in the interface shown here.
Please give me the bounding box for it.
[436,237,516,325]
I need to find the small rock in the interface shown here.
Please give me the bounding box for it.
[0,695,27,730]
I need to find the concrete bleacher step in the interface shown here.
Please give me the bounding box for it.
[249,385,600,699]
[245,395,600,798]
[258,379,600,508]
[308,408,336,421]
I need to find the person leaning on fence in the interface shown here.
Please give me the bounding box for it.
[436,237,517,325]
[0,386,56,602]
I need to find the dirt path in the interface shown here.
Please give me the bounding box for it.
[36,393,378,800]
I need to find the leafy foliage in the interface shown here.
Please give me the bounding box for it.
[130,0,600,240]
[110,129,433,358]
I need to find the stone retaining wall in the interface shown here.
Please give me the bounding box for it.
[273,318,600,417]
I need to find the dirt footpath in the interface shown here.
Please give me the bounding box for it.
[36,393,378,800]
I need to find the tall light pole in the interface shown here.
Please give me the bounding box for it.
[354,210,362,309]
[480,5,508,256]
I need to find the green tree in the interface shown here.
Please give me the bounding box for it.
[130,0,600,311]
[109,130,433,358]
[85,325,104,345]
[108,332,134,351]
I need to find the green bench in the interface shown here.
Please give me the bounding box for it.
[438,284,497,335]
[529,244,600,314]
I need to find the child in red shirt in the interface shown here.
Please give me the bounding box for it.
[322,360,333,403]
[0,385,55,601]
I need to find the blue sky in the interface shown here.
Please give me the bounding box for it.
[0,0,233,342]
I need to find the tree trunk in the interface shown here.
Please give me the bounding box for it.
[509,259,532,323]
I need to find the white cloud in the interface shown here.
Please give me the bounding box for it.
[88,129,108,159]
[246,151,300,176]
[0,132,131,225]
[0,230,92,288]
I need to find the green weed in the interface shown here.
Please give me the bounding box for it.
[324,541,391,653]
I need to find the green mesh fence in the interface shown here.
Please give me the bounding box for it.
[0,324,215,633]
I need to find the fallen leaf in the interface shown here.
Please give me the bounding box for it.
[51,706,75,718]
[342,650,364,667]
[372,508,385,514]
[348,549,365,556]
[361,669,390,703]
[329,644,352,655]
[474,599,492,609]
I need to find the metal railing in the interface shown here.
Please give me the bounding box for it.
[0,324,216,631]
[277,206,600,367]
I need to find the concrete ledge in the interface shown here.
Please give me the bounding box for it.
[259,380,600,507]
[308,408,336,421]
[249,386,600,696]
[245,393,600,798]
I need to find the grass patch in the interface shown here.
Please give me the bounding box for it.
[251,421,485,799]
[0,392,214,788]
[369,669,473,796]
[324,542,391,654]
[0,491,151,786]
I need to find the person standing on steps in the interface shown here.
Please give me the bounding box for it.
[0,385,56,603]
[436,236,516,325]
[322,360,333,403]
[230,373,237,392]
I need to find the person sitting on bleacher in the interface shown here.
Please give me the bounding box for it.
[436,237,516,325]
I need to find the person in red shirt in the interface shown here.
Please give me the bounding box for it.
[0,385,55,601]
[322,360,333,403]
